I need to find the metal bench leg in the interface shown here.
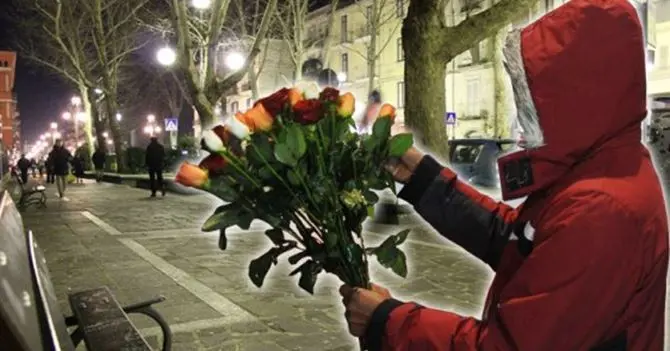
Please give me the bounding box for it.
[125,305,172,351]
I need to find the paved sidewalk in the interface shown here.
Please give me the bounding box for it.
[15,180,494,350]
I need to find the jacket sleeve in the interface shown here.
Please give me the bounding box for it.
[365,191,643,351]
[398,156,518,269]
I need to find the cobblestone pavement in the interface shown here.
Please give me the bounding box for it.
[16,179,668,350]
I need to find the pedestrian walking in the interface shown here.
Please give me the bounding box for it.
[92,147,106,182]
[45,153,55,184]
[16,154,31,184]
[358,90,382,134]
[340,1,668,350]
[145,137,166,197]
[49,139,72,198]
[30,158,37,178]
[71,154,85,184]
[37,158,45,178]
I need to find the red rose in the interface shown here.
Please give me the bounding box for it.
[199,154,228,175]
[319,87,340,102]
[293,99,323,124]
[254,88,290,116]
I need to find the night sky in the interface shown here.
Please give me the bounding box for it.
[0,3,73,147]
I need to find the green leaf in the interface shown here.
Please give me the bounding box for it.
[248,134,274,166]
[287,125,307,158]
[248,249,275,287]
[289,260,323,294]
[392,229,411,246]
[372,117,392,140]
[202,204,255,232]
[388,133,414,157]
[274,143,297,167]
[287,169,301,186]
[389,249,408,278]
[209,180,238,202]
[218,229,228,250]
[265,228,285,245]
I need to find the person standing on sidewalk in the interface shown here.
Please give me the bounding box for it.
[49,139,72,198]
[16,154,31,184]
[145,137,166,197]
[92,147,106,183]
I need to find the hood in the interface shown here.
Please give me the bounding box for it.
[497,0,647,200]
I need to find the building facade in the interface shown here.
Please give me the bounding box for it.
[0,51,19,151]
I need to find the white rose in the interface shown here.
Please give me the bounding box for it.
[201,130,224,152]
[296,81,320,99]
[226,115,251,139]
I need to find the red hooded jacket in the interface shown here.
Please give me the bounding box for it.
[365,1,669,350]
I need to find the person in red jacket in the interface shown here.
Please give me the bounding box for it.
[340,0,669,350]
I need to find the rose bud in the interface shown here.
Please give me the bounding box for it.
[255,87,290,116]
[175,162,210,189]
[226,113,251,139]
[244,103,273,131]
[378,103,396,122]
[293,99,323,124]
[198,154,227,175]
[337,92,355,117]
[202,130,225,152]
[319,87,340,102]
[288,88,303,106]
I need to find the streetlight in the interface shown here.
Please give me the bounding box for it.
[50,122,58,130]
[62,112,72,120]
[147,114,156,123]
[156,47,177,66]
[71,96,81,106]
[115,113,122,122]
[191,0,211,9]
[337,72,347,83]
[102,132,109,139]
[224,52,245,71]
[94,88,103,95]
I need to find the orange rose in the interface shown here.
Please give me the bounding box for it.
[244,104,274,131]
[337,92,355,117]
[175,162,209,188]
[288,88,303,106]
[378,103,396,122]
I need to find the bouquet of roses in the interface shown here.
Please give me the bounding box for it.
[175,86,413,293]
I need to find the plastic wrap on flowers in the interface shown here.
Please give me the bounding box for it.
[175,86,415,293]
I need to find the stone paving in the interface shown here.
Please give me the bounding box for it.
[13,178,670,350]
[12,179,493,350]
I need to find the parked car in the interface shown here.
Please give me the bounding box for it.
[448,138,517,189]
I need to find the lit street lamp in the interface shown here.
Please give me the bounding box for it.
[191,0,211,9]
[116,113,122,122]
[156,47,177,67]
[337,72,347,83]
[224,52,245,71]
[144,114,161,137]
[71,96,82,106]
[50,122,58,130]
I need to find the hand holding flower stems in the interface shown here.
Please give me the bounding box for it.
[175,86,415,299]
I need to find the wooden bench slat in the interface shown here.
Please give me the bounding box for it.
[69,287,151,351]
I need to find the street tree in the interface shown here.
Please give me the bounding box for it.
[402,0,537,156]
[6,0,102,154]
[230,0,275,99]
[168,0,279,129]
[348,0,401,95]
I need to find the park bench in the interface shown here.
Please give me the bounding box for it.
[11,170,47,209]
[0,191,173,350]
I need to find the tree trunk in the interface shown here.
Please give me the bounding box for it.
[103,96,126,173]
[78,83,95,158]
[87,93,107,153]
[193,92,215,130]
[248,66,260,100]
[402,13,450,157]
[320,0,339,66]
[491,28,509,138]
[367,33,378,95]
